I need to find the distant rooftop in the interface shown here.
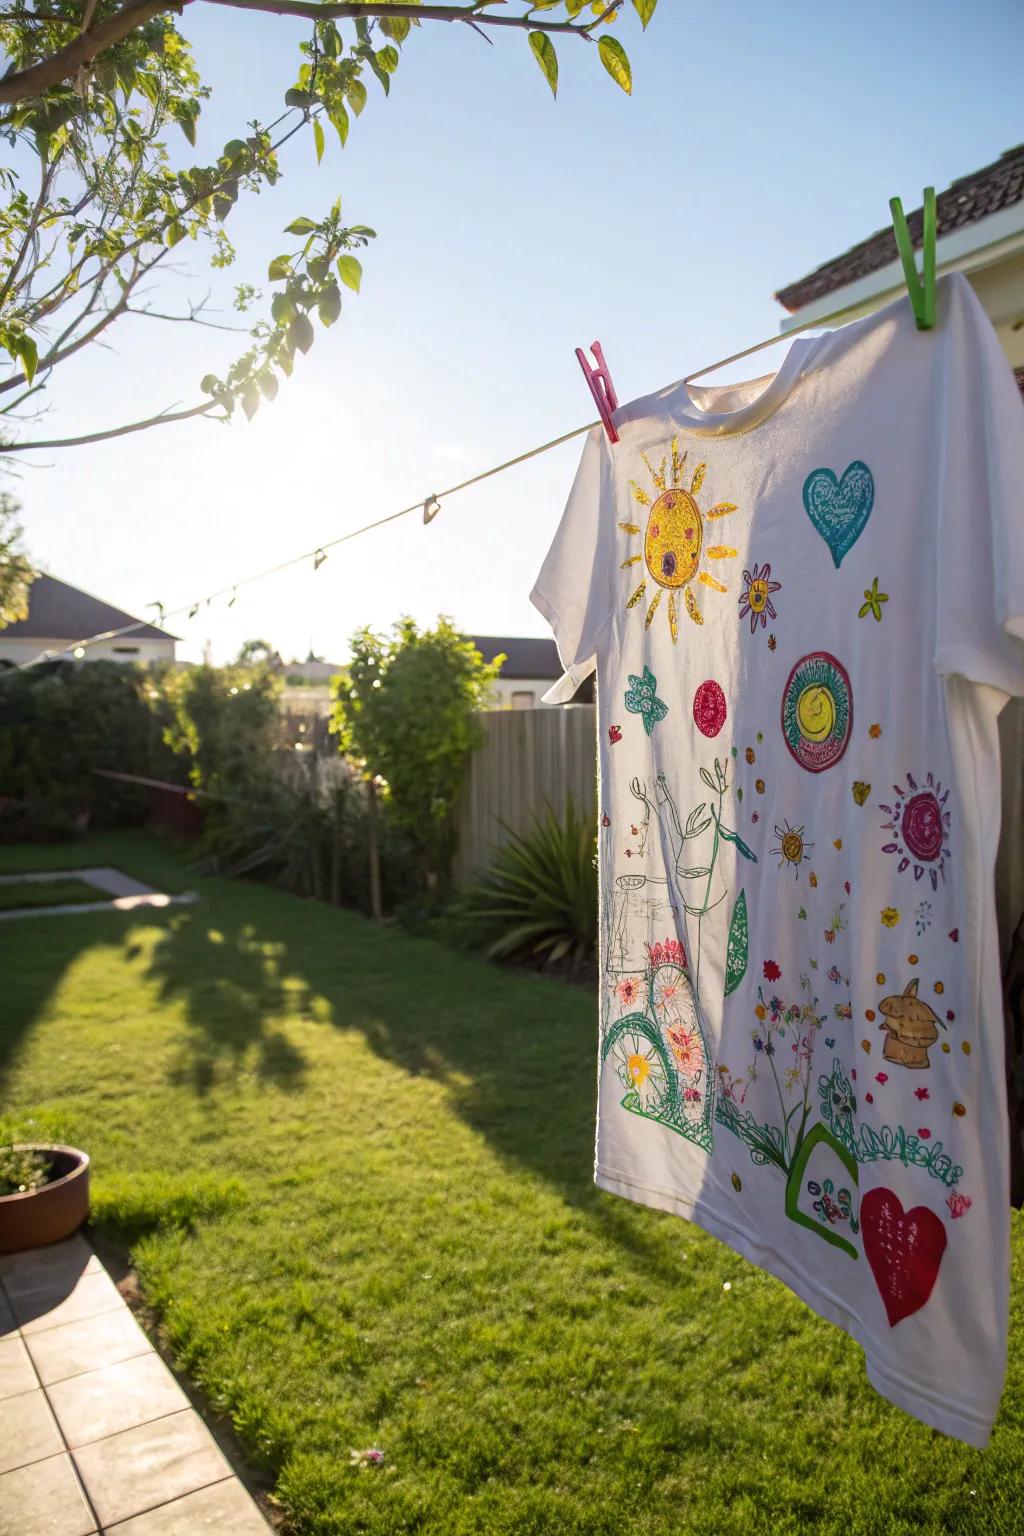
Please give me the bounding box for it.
[1,573,178,643]
[469,635,562,680]
[775,145,1024,313]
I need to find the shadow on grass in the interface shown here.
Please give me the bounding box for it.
[139,887,681,1284]
[143,910,310,1096]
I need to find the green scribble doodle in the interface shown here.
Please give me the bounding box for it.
[724,890,748,996]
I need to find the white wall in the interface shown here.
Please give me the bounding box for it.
[0,635,176,667]
[486,676,559,709]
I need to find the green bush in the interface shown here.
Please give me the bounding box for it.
[458,799,598,969]
[0,660,182,833]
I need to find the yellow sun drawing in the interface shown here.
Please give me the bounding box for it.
[619,441,739,642]
[771,820,814,879]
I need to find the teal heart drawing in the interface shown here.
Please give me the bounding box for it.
[802,461,874,569]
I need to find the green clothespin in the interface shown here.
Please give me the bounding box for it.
[889,186,937,330]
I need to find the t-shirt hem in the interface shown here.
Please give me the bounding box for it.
[594,1164,996,1448]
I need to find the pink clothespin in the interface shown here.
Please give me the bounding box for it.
[575,340,620,443]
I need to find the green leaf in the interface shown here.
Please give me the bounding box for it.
[329,103,350,147]
[598,35,632,94]
[241,385,260,421]
[284,216,318,235]
[178,111,196,148]
[271,292,296,324]
[336,254,362,293]
[200,374,219,395]
[268,255,292,281]
[285,87,311,109]
[365,50,391,95]
[165,221,186,248]
[288,313,315,355]
[528,32,558,97]
[724,890,748,996]
[313,118,325,165]
[381,15,410,43]
[321,20,341,57]
[258,371,279,402]
[16,334,37,384]
[631,0,658,27]
[318,283,342,326]
[345,77,368,117]
[716,819,758,863]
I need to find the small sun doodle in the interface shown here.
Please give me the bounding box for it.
[621,441,739,640]
[771,820,813,879]
[879,772,951,890]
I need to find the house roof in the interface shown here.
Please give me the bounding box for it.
[775,144,1024,313]
[1,573,178,643]
[469,635,562,680]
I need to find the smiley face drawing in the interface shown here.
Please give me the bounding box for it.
[781,652,853,773]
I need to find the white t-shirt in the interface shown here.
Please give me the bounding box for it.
[532,273,1024,1447]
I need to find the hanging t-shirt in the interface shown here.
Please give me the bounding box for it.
[531,273,1024,1447]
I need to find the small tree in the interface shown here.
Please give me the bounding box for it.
[331,616,501,892]
[0,493,34,628]
[160,660,281,794]
[0,3,656,456]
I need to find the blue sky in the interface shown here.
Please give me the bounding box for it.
[15,0,1024,664]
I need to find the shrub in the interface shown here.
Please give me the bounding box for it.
[0,1146,52,1196]
[458,799,598,969]
[331,617,502,894]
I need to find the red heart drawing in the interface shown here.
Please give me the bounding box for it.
[608,725,622,744]
[861,1187,947,1327]
[949,928,959,942]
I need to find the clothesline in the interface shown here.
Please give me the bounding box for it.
[7,288,880,677]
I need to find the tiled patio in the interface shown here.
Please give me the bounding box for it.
[0,1233,269,1535]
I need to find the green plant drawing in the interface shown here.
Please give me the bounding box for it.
[715,973,827,1179]
[784,1122,860,1260]
[817,1058,963,1188]
[724,890,749,996]
[630,760,756,996]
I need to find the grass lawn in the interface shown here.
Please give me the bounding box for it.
[0,876,102,912]
[1,832,1021,1536]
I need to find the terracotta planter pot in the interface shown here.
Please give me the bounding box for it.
[0,1144,90,1256]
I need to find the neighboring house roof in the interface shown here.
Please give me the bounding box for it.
[1,573,178,643]
[775,144,1024,313]
[469,635,563,681]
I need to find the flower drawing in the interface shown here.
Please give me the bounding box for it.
[624,666,668,737]
[858,577,889,622]
[763,960,781,982]
[739,562,781,633]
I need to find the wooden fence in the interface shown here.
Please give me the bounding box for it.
[454,707,597,885]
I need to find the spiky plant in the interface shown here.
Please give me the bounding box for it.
[459,800,597,968]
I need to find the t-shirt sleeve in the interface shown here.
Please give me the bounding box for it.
[531,425,615,675]
[935,275,1024,695]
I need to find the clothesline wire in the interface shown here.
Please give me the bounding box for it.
[7,288,883,677]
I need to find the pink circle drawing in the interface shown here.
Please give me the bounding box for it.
[901,792,943,863]
[693,680,727,737]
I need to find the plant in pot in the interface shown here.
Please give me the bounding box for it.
[0,1143,90,1255]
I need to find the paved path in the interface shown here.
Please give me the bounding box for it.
[0,1234,269,1534]
[0,868,197,923]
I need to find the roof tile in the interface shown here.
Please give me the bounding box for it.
[776,145,1024,312]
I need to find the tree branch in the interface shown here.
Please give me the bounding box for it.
[0,0,603,105]
[3,397,221,450]
[0,0,173,105]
